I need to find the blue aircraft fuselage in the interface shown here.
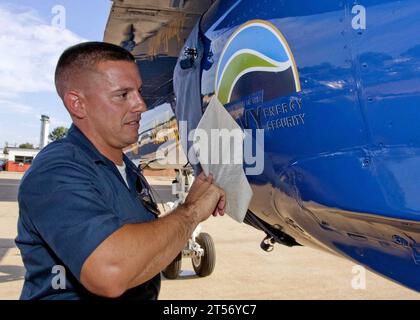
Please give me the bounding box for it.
[194,0,420,291]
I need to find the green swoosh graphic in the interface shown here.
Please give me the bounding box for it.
[217,52,278,104]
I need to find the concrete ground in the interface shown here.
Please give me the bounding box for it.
[0,172,419,300]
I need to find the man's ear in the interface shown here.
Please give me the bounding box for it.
[64,91,86,119]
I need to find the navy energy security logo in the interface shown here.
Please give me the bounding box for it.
[215,20,301,105]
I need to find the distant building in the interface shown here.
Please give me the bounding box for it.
[3,115,51,172]
[4,147,39,172]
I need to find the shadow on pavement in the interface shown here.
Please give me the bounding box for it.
[0,238,16,262]
[0,265,25,283]
[161,269,200,281]
[0,238,16,248]
[0,238,25,283]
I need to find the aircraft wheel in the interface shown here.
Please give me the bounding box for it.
[162,251,182,279]
[192,232,215,277]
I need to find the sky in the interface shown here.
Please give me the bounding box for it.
[0,0,113,148]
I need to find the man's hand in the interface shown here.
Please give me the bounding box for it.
[184,172,226,221]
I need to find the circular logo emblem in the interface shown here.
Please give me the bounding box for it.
[215,20,301,105]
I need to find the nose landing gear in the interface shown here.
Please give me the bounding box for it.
[162,168,216,279]
[163,228,216,279]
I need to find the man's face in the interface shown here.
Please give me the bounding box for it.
[82,60,147,150]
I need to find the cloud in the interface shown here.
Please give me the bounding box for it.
[0,4,88,95]
[0,99,37,116]
[49,115,71,128]
[0,4,85,146]
[0,99,71,147]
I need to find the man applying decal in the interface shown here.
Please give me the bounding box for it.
[15,42,226,300]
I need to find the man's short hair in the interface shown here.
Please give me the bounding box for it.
[54,41,135,99]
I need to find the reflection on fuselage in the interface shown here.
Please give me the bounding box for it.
[124,104,187,169]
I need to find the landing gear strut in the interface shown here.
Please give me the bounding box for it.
[162,168,216,279]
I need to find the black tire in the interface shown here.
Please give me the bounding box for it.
[192,232,215,277]
[162,251,182,279]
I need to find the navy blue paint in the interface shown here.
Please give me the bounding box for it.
[199,0,420,291]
